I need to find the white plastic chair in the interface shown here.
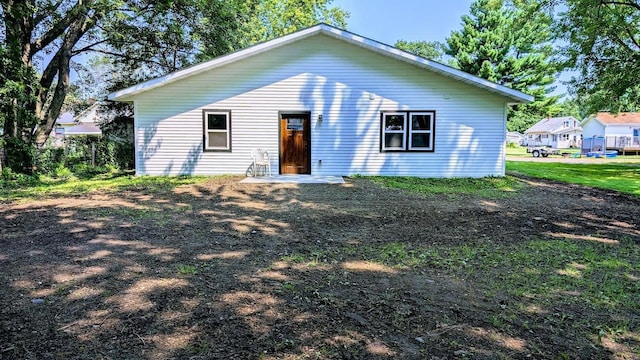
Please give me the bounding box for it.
[251,148,271,176]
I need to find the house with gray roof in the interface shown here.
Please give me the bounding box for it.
[51,103,103,145]
[524,116,582,149]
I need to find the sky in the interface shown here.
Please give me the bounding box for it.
[332,0,569,97]
[332,0,474,47]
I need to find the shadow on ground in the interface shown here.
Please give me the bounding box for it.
[0,176,638,359]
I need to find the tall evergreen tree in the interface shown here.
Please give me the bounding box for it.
[446,0,560,133]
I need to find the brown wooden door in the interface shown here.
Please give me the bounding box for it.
[280,113,310,174]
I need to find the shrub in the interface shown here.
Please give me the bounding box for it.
[4,137,36,174]
[36,143,65,175]
[0,167,39,189]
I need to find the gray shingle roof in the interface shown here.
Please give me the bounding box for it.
[525,116,581,134]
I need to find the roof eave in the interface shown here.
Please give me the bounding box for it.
[108,23,534,103]
[108,25,325,102]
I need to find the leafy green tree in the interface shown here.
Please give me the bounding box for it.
[394,40,445,62]
[446,0,561,133]
[554,0,640,114]
[0,0,246,172]
[1,0,349,173]
[231,0,348,48]
[28,0,348,175]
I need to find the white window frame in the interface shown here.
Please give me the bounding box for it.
[381,110,435,152]
[381,112,407,151]
[408,112,435,151]
[203,110,231,151]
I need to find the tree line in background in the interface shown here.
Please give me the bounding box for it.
[396,0,640,133]
[1,0,639,174]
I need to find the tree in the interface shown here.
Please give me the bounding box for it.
[554,0,640,114]
[231,0,348,48]
[394,40,445,62]
[1,0,349,173]
[0,1,217,171]
[445,0,561,133]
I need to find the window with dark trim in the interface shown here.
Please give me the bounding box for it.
[381,111,435,152]
[203,110,231,151]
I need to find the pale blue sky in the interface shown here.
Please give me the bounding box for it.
[333,0,474,46]
[333,0,569,97]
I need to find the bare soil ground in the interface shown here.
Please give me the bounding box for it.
[1,175,638,359]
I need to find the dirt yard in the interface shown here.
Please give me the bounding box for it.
[1,175,638,359]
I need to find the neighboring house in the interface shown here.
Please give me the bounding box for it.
[51,102,103,145]
[108,24,532,178]
[524,116,582,149]
[581,112,640,154]
[506,131,525,146]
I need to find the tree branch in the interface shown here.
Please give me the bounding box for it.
[86,48,173,69]
[33,0,63,25]
[624,24,640,51]
[36,7,100,145]
[600,1,640,11]
[31,0,94,56]
[71,39,109,55]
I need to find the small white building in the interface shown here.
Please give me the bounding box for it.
[581,112,640,154]
[506,131,525,146]
[108,24,532,177]
[524,116,582,149]
[51,103,103,145]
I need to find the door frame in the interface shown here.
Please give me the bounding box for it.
[278,111,311,175]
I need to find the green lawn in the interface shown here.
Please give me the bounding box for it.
[0,171,210,201]
[505,145,581,157]
[507,161,640,196]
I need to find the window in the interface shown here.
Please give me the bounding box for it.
[287,118,304,131]
[382,112,406,151]
[381,111,435,152]
[203,110,231,151]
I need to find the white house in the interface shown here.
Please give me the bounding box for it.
[506,131,525,146]
[51,102,103,146]
[524,116,583,149]
[581,112,640,154]
[108,24,532,178]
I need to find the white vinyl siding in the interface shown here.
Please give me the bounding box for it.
[132,34,509,177]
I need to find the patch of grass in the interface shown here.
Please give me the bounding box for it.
[361,237,639,312]
[185,340,209,354]
[368,176,523,199]
[176,264,198,275]
[505,146,583,158]
[505,145,530,157]
[281,282,296,292]
[0,171,210,200]
[341,236,638,350]
[507,161,640,196]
